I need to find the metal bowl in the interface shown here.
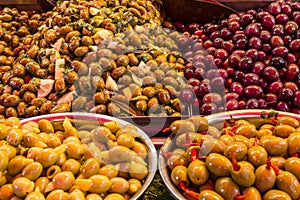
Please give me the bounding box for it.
[158,109,300,200]
[21,112,157,200]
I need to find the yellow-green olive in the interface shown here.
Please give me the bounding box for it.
[21,162,43,181]
[88,175,111,194]
[12,177,34,198]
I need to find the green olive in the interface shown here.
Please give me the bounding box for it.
[235,124,257,138]
[170,120,196,135]
[198,190,224,200]
[273,124,295,138]
[255,164,276,193]
[88,175,111,194]
[284,157,300,180]
[263,189,291,200]
[215,177,240,200]
[287,132,300,156]
[187,160,209,185]
[247,146,268,168]
[21,162,43,181]
[242,187,262,200]
[188,116,209,132]
[230,161,255,187]
[12,177,34,198]
[167,154,188,170]
[171,165,188,186]
[92,126,113,142]
[205,153,232,177]
[224,142,248,161]
[259,135,287,156]
[277,116,300,128]
[276,171,300,199]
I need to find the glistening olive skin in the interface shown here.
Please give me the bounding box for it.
[198,190,225,200]
[215,177,240,200]
[284,157,300,180]
[205,153,232,177]
[254,164,276,193]
[263,189,292,200]
[276,171,300,199]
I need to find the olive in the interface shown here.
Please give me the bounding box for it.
[35,148,59,168]
[215,177,240,200]
[38,119,54,134]
[242,187,262,200]
[117,133,134,148]
[81,36,94,46]
[0,144,17,159]
[25,189,45,200]
[61,159,81,176]
[167,154,188,170]
[287,132,300,156]
[175,132,202,147]
[99,164,119,179]
[171,165,188,186]
[129,161,148,180]
[46,133,62,148]
[235,124,257,138]
[65,141,85,160]
[21,162,43,181]
[46,189,69,200]
[9,78,24,90]
[35,177,50,194]
[201,137,226,155]
[0,152,8,172]
[132,141,147,160]
[277,116,299,128]
[188,116,209,132]
[284,157,300,180]
[224,142,248,161]
[51,171,75,191]
[259,135,288,156]
[88,175,111,194]
[164,85,178,99]
[104,193,124,200]
[247,146,268,168]
[273,124,295,138]
[270,156,286,169]
[109,177,129,194]
[12,177,34,198]
[109,146,132,163]
[46,165,62,179]
[187,160,209,185]
[86,193,103,200]
[5,107,18,118]
[255,164,276,193]
[263,189,291,200]
[256,129,273,139]
[157,89,171,104]
[230,161,255,187]
[198,190,225,200]
[205,153,232,177]
[81,158,100,178]
[276,171,300,199]
[170,120,196,135]
[0,184,14,200]
[8,155,34,176]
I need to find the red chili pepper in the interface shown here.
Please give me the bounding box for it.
[199,130,208,135]
[234,194,250,200]
[161,149,172,160]
[162,127,171,133]
[292,152,300,157]
[266,157,272,170]
[253,137,259,146]
[191,148,198,162]
[271,118,278,125]
[185,132,191,146]
[230,125,239,132]
[224,128,235,136]
[178,182,200,199]
[24,75,32,83]
[232,152,240,171]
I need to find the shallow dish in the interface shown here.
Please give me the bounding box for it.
[20,112,157,200]
[159,109,300,200]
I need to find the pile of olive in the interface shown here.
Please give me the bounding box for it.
[0,0,193,118]
[162,114,300,200]
[0,116,151,200]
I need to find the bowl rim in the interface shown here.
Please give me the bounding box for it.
[20,112,158,200]
[158,109,300,199]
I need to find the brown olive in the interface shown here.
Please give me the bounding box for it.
[81,36,94,46]
[9,77,24,89]
[5,107,18,118]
